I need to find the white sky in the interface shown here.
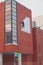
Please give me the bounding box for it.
[0,0,43,18]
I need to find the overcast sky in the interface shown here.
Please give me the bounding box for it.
[0,0,43,18]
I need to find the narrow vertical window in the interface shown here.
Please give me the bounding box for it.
[5,0,17,44]
[5,0,11,43]
[12,0,17,44]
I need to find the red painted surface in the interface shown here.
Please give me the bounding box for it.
[22,54,33,65]
[17,2,33,54]
[3,54,14,65]
[32,28,39,65]
[0,2,33,54]
[3,54,33,65]
[32,28,43,65]
[0,1,43,65]
[0,2,5,52]
[39,30,43,65]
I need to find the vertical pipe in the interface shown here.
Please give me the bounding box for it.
[38,28,42,65]
[0,53,3,65]
[18,54,22,65]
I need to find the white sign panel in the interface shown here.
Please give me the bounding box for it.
[21,17,31,33]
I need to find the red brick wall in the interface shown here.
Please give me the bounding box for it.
[17,2,33,53]
[0,1,18,52]
[39,30,43,65]
[0,2,33,54]
[22,54,33,65]
[3,54,14,65]
[3,54,33,65]
[0,2,5,52]
[32,28,43,65]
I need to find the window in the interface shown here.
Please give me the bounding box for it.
[5,0,17,44]
[5,31,11,43]
[5,0,11,43]
[21,17,31,33]
[12,0,17,44]
[21,21,25,28]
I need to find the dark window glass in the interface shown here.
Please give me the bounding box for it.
[5,32,11,43]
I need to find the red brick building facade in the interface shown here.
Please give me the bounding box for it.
[0,0,43,65]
